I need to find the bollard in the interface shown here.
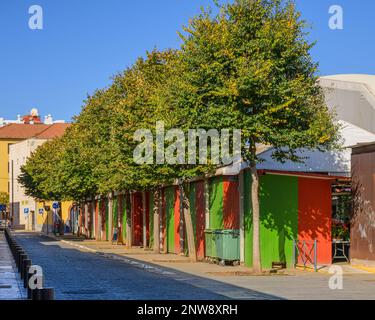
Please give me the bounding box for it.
[32,288,55,301]
[15,249,22,267]
[14,246,22,260]
[31,288,40,300]
[13,245,21,259]
[23,260,32,288]
[17,250,25,270]
[19,254,27,276]
[27,272,44,300]
[22,258,31,282]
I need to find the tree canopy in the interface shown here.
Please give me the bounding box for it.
[19,0,339,269]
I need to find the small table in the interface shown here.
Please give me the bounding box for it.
[333,240,350,262]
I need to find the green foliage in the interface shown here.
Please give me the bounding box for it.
[177,0,339,165]
[19,0,338,203]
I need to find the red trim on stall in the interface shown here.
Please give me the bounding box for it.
[223,176,240,229]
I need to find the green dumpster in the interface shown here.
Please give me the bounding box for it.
[216,229,240,261]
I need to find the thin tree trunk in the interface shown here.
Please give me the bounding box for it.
[153,189,160,253]
[180,182,197,262]
[250,164,261,273]
[142,191,147,248]
[126,192,132,247]
[108,193,113,241]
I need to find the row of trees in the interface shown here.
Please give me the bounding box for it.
[19,0,338,272]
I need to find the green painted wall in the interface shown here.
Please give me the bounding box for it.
[244,173,298,269]
[209,176,224,229]
[149,192,154,248]
[165,186,175,253]
[122,195,128,240]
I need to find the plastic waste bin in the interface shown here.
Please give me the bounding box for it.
[216,229,240,261]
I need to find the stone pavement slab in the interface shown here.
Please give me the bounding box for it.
[0,233,25,300]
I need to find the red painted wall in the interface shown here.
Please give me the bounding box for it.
[132,192,143,246]
[298,178,332,265]
[162,189,166,252]
[223,176,240,229]
[174,187,181,254]
[95,200,99,239]
[195,181,206,259]
[100,200,106,240]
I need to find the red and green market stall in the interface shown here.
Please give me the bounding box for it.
[160,182,206,258]
[243,170,337,269]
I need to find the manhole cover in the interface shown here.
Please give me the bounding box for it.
[62,289,106,295]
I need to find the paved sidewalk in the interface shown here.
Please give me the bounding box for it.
[0,232,25,300]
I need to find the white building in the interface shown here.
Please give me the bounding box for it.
[257,74,375,176]
[216,74,375,177]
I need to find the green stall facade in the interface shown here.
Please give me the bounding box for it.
[244,170,334,269]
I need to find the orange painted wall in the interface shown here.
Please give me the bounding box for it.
[298,178,332,265]
[223,177,240,229]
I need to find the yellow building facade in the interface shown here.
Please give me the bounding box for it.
[0,138,22,194]
[35,200,73,233]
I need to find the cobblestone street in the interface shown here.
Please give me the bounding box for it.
[12,232,277,300]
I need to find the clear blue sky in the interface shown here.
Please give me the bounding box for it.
[0,0,374,122]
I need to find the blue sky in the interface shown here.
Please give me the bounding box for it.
[0,0,374,122]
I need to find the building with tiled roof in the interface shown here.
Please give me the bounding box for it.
[7,122,71,230]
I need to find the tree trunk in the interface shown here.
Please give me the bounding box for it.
[126,192,132,247]
[180,182,197,262]
[153,189,160,253]
[108,193,113,241]
[142,191,147,248]
[250,164,261,273]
